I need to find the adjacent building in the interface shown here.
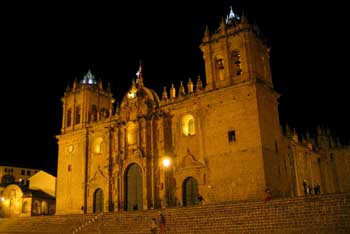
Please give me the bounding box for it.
[0,169,56,218]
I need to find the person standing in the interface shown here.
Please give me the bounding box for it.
[264,188,272,202]
[314,184,321,194]
[198,194,205,205]
[302,180,308,195]
[159,212,166,234]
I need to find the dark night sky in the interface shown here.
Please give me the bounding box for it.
[1,1,349,175]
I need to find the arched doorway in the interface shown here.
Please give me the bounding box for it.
[22,201,29,214]
[41,201,48,215]
[182,177,199,206]
[93,188,104,213]
[125,163,143,211]
[32,200,41,215]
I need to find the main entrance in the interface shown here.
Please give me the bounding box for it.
[124,163,143,211]
[182,177,199,206]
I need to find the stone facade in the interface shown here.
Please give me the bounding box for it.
[55,10,350,215]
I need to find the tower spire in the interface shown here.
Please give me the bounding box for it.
[136,60,143,86]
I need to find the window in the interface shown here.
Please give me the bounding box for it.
[216,58,224,70]
[232,51,242,76]
[228,130,236,142]
[100,108,109,120]
[75,105,81,124]
[182,114,195,136]
[93,137,103,154]
[67,108,72,127]
[27,171,31,176]
[92,105,97,122]
[68,165,72,172]
[89,105,98,122]
[216,57,225,81]
[21,170,25,175]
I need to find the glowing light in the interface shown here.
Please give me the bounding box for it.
[0,197,5,202]
[81,70,97,85]
[225,6,240,24]
[162,158,171,168]
[127,91,136,99]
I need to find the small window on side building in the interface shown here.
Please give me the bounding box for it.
[228,130,236,142]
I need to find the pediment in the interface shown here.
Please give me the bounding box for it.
[89,165,107,183]
[179,150,205,169]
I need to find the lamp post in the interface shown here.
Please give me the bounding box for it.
[162,158,171,207]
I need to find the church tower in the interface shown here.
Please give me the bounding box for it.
[200,8,272,90]
[60,70,114,132]
[56,71,115,214]
[190,8,285,199]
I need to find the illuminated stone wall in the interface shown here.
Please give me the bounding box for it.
[55,13,350,215]
[165,83,268,203]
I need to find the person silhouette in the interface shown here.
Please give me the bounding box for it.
[264,188,272,202]
[159,212,166,234]
[198,194,205,204]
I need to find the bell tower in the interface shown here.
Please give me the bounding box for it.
[60,70,114,133]
[200,7,272,90]
[56,70,115,215]
[200,7,285,197]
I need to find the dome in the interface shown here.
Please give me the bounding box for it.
[120,81,160,110]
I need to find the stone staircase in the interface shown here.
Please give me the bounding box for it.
[0,193,349,233]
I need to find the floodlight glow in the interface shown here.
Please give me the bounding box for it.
[162,158,170,168]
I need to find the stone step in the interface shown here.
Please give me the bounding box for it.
[0,193,349,234]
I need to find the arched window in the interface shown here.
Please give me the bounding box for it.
[100,108,109,120]
[22,201,29,213]
[41,201,48,215]
[93,137,103,154]
[231,51,242,76]
[182,114,195,136]
[75,105,81,124]
[33,201,41,215]
[216,58,224,70]
[92,105,97,121]
[66,108,72,127]
[215,56,225,81]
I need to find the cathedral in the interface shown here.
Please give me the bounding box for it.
[55,9,350,215]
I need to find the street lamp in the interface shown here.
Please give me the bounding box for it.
[162,157,171,207]
[162,158,170,168]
